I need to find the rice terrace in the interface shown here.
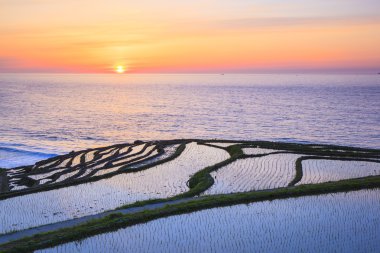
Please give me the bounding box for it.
[1,0,380,252]
[0,139,379,252]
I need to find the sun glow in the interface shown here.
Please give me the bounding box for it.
[115,65,125,73]
[1,1,379,73]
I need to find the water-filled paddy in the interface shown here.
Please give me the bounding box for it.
[242,147,283,155]
[37,189,380,253]
[297,159,380,185]
[0,142,228,234]
[204,153,301,194]
[6,143,165,190]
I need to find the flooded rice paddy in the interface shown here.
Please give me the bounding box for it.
[0,143,228,233]
[37,189,380,253]
[297,159,380,185]
[204,153,301,194]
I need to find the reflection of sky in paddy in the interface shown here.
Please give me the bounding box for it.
[0,143,229,234]
[38,189,380,253]
[298,159,380,184]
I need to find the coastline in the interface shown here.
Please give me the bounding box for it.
[1,138,379,200]
[0,139,379,252]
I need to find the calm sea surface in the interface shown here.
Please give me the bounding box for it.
[0,73,379,167]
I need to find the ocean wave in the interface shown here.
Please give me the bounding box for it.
[0,146,57,169]
[0,146,57,157]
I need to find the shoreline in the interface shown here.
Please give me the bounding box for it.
[0,139,380,252]
[1,137,379,169]
[1,139,379,198]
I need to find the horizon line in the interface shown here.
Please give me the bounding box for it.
[1,70,379,75]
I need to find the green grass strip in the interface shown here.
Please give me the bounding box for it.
[288,156,380,187]
[0,143,187,200]
[116,144,243,210]
[1,175,380,253]
[0,168,9,192]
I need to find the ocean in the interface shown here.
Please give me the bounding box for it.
[0,73,379,168]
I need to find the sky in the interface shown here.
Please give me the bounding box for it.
[0,0,380,73]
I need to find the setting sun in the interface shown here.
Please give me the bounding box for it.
[115,65,125,74]
[0,1,379,252]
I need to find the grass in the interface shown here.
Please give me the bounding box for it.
[289,157,305,186]
[0,168,8,192]
[1,139,379,252]
[288,156,380,187]
[0,142,187,200]
[116,144,243,210]
[2,139,378,200]
[1,175,380,253]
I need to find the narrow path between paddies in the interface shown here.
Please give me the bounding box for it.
[2,175,380,252]
[204,142,242,148]
[0,142,229,234]
[0,197,193,244]
[1,140,379,251]
[36,189,380,253]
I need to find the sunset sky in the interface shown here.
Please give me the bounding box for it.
[1,0,380,73]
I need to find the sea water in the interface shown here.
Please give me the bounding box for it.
[0,73,379,168]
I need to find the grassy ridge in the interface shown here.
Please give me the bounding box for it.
[56,141,379,211]
[288,156,380,187]
[116,144,243,210]
[1,140,380,252]
[187,145,243,193]
[0,168,9,192]
[0,142,187,200]
[1,139,378,199]
[1,175,380,253]
[288,157,304,186]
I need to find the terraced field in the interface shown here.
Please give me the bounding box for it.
[0,142,228,234]
[242,147,284,155]
[297,159,380,185]
[204,153,302,194]
[5,142,165,191]
[0,139,379,253]
[37,189,380,253]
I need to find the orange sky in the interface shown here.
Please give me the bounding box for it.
[1,0,380,73]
